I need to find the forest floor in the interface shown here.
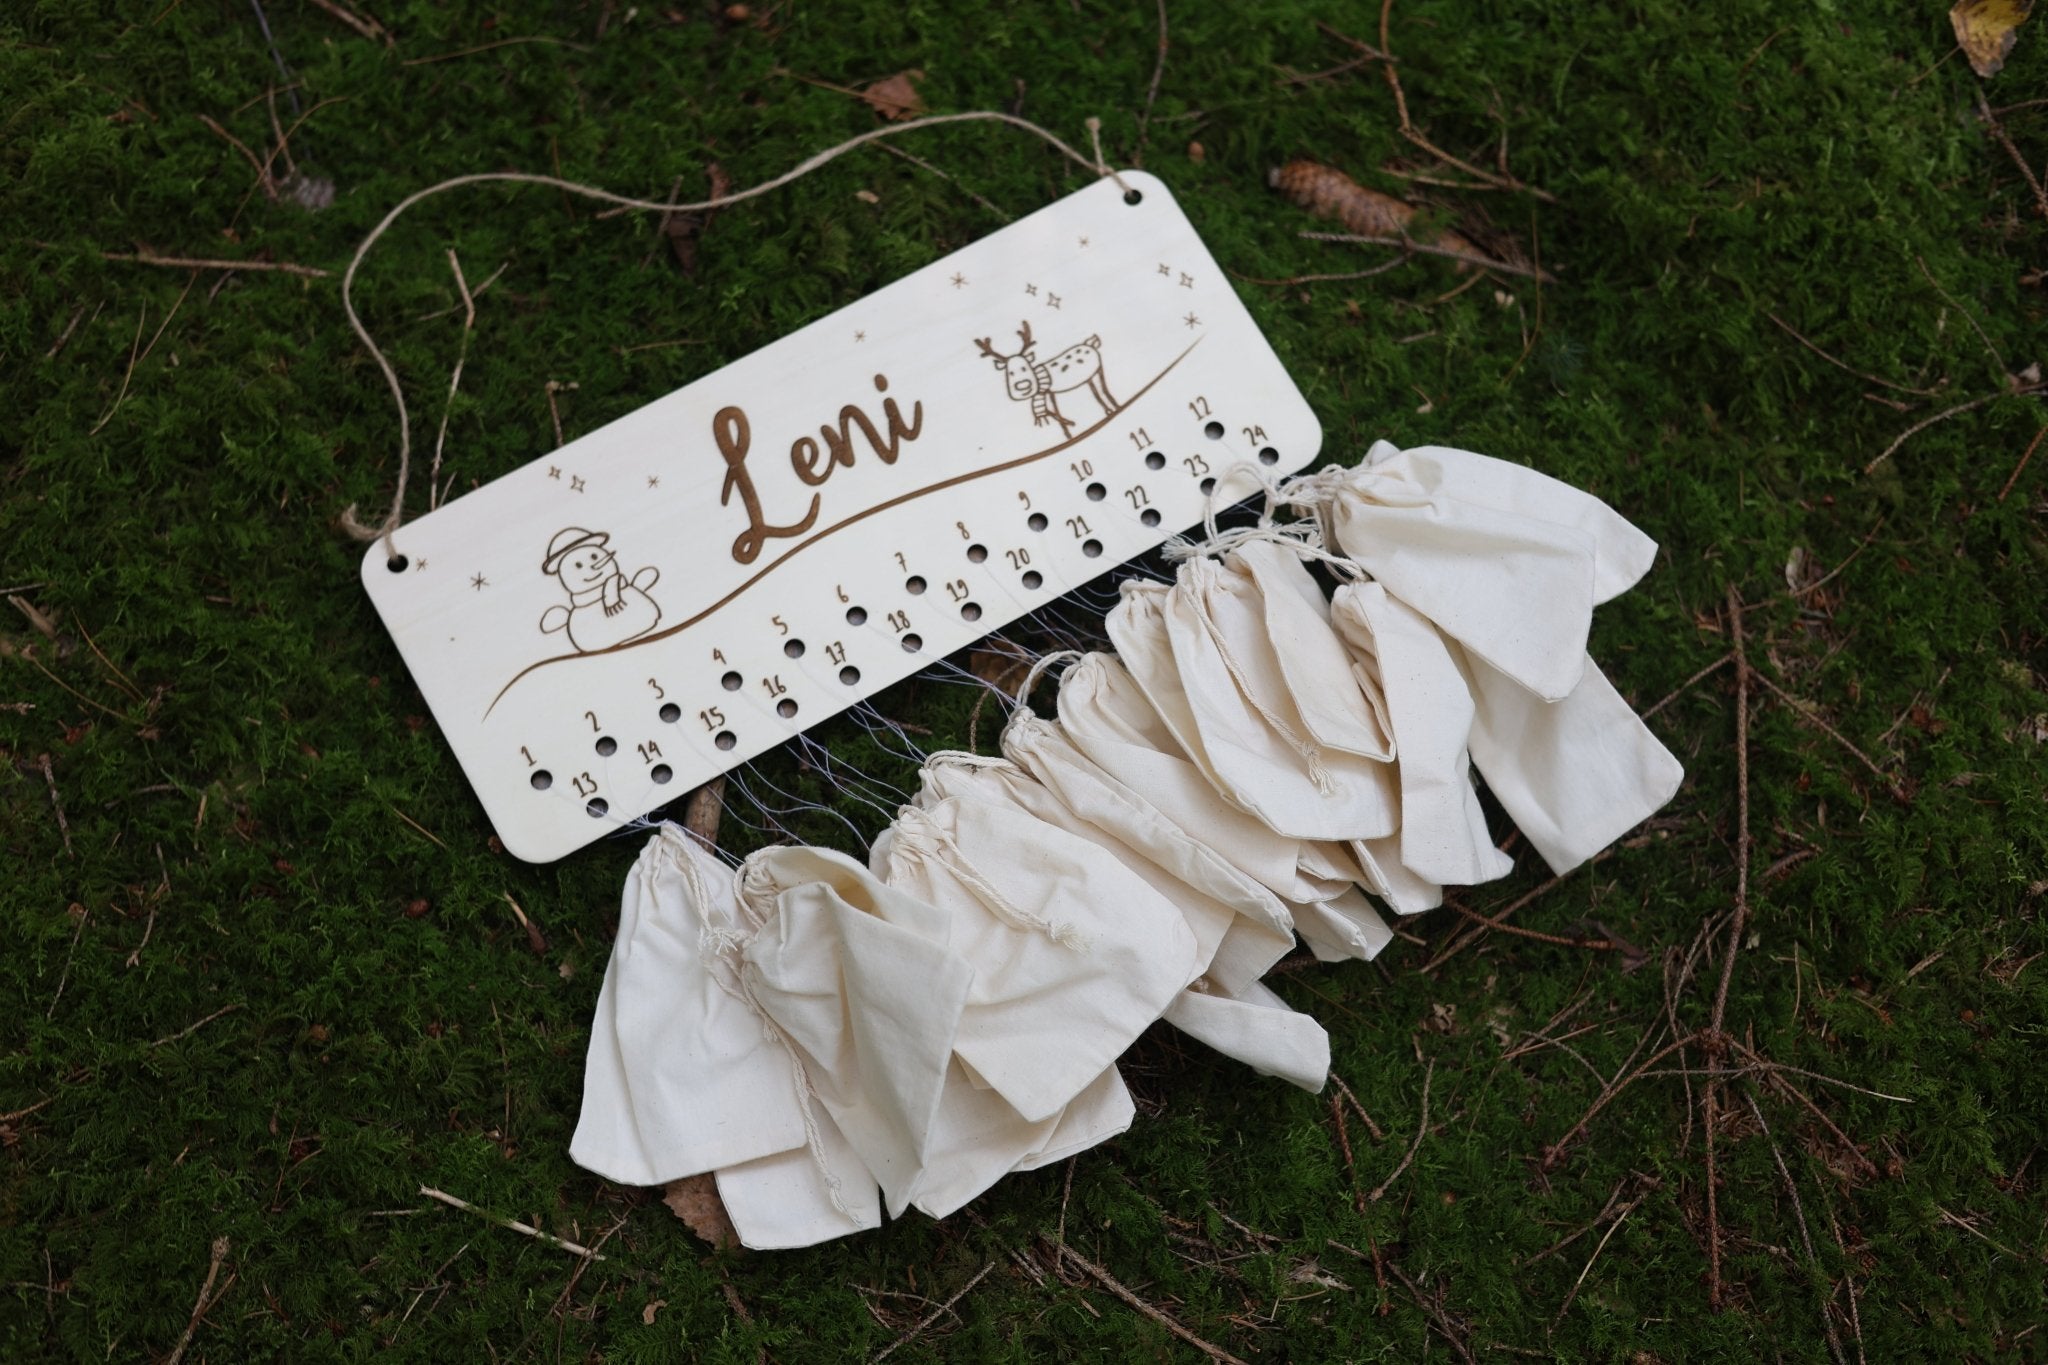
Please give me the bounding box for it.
[4,1,2046,1360]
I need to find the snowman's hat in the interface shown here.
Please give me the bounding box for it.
[543,526,610,574]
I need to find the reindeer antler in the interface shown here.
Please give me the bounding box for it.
[974,336,1001,358]
[1016,319,1035,351]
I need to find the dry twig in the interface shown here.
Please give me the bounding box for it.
[164,1236,230,1365]
[1863,383,2044,476]
[870,1262,996,1362]
[418,1186,608,1259]
[1043,1239,1249,1365]
[1369,1060,1433,1202]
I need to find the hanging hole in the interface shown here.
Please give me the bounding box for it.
[839,665,861,686]
[650,764,673,784]
[1144,450,1165,470]
[905,575,926,595]
[1258,446,1280,466]
[961,601,982,622]
[776,698,798,719]
[1085,482,1106,502]
[1123,188,1143,205]
[845,605,867,626]
[594,735,617,757]
[1082,539,1103,558]
[585,797,609,818]
[967,543,988,563]
[784,638,805,659]
[714,730,737,751]
[1203,420,1224,440]
[1141,508,1162,528]
[1200,477,1217,495]
[1028,512,1048,532]
[530,769,553,791]
[901,633,923,653]
[721,670,742,691]
[386,554,409,574]
[1022,570,1043,590]
[658,702,681,723]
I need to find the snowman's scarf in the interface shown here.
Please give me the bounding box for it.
[566,574,625,615]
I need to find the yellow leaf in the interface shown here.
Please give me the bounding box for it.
[1951,0,2034,79]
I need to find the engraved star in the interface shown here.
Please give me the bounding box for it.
[950,272,967,289]
[414,557,427,571]
[1024,282,1038,296]
[1046,292,1062,310]
[854,329,866,342]
[547,466,561,480]
[1179,272,1194,289]
[1184,312,1201,329]
[647,475,660,489]
[470,573,488,591]
[570,475,586,493]
[1078,236,1090,248]
[1157,263,1171,276]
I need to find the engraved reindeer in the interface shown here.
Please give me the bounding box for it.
[975,320,1120,439]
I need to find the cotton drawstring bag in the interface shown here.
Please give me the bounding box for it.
[570,826,880,1248]
[1451,643,1686,875]
[1107,566,1400,843]
[1327,581,1515,891]
[1310,441,1659,702]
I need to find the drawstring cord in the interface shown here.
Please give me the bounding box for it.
[890,805,1091,951]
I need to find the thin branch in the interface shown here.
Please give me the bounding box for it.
[418,1186,608,1259]
[1043,1239,1249,1365]
[1300,229,1556,282]
[400,35,591,66]
[427,250,477,511]
[1997,424,2046,503]
[149,1003,243,1048]
[1747,668,1903,795]
[1976,89,2048,221]
[1862,383,2044,476]
[1641,652,1734,720]
[164,1236,230,1365]
[1368,1060,1433,1201]
[94,248,330,278]
[870,1262,996,1363]
[1135,0,1168,164]
[1765,311,1942,398]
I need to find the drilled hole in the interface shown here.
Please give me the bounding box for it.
[1086,482,1106,502]
[784,638,805,659]
[658,702,681,723]
[1123,188,1143,205]
[1141,508,1162,528]
[530,769,553,791]
[1082,539,1103,558]
[586,798,609,818]
[845,605,867,626]
[776,698,798,719]
[1144,451,1165,470]
[1028,512,1048,532]
[1258,446,1279,466]
[839,665,861,686]
[386,554,409,573]
[905,575,926,595]
[715,730,737,751]
[594,735,617,757]
[721,670,742,691]
[1203,420,1224,440]
[901,633,923,653]
[967,543,988,563]
[961,601,982,621]
[650,764,672,784]
[1200,477,1217,496]
[1022,570,1043,590]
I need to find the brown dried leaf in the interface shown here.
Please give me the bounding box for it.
[663,1173,739,1249]
[968,648,1029,695]
[861,69,926,121]
[642,1298,668,1325]
[1951,0,2033,78]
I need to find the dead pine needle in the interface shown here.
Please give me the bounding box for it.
[428,250,477,511]
[1702,585,1753,1311]
[1863,382,2045,476]
[1997,424,2047,503]
[502,892,548,955]
[418,1186,609,1259]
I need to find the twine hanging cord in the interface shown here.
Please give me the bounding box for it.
[342,113,1137,559]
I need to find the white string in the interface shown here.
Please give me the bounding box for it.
[342,111,1116,556]
[1013,649,1084,709]
[890,805,1090,950]
[1176,555,1337,793]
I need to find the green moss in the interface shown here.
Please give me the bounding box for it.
[3,0,2046,1359]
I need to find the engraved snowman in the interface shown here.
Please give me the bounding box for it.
[539,526,663,653]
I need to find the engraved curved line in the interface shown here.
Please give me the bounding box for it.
[483,336,1203,716]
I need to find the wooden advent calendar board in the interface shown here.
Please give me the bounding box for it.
[362,170,1323,862]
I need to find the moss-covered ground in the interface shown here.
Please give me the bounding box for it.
[4,1,2047,1359]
